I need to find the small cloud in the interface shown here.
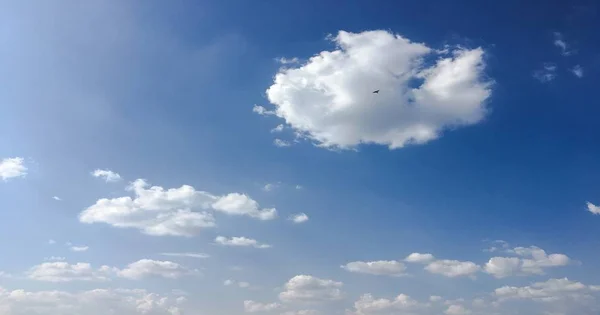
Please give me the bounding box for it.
[0,157,27,181]
[91,169,122,182]
[215,236,271,249]
[52,196,62,201]
[274,139,291,147]
[587,202,600,215]
[553,32,575,56]
[48,239,56,245]
[271,124,284,133]
[289,213,309,224]
[295,185,303,190]
[533,63,557,83]
[571,65,583,78]
[263,182,280,192]
[160,252,210,259]
[276,57,300,64]
[70,246,89,252]
[253,105,275,116]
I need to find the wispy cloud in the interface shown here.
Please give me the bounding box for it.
[159,252,210,259]
[571,65,583,78]
[533,63,557,83]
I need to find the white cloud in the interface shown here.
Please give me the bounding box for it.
[271,124,285,133]
[495,278,596,302]
[253,105,276,116]
[91,169,122,182]
[117,259,198,280]
[212,192,277,220]
[215,236,271,249]
[571,65,583,78]
[553,32,574,56]
[279,275,343,303]
[274,139,291,147]
[445,304,471,315]
[263,183,279,191]
[262,30,492,150]
[27,262,114,282]
[533,63,557,83]
[0,157,27,181]
[295,185,303,190]
[276,57,300,64]
[52,196,62,201]
[70,246,89,252]
[353,293,422,315]
[341,260,406,276]
[244,300,281,312]
[48,239,56,245]
[485,246,570,278]
[290,213,309,224]
[586,202,600,215]
[425,260,480,277]
[80,179,276,237]
[0,287,183,315]
[160,252,210,259]
[404,252,435,264]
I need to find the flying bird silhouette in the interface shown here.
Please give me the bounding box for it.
[372,90,380,94]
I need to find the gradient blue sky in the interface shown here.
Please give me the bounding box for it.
[1,1,600,314]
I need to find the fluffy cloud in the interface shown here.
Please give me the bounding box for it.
[485,246,570,278]
[0,287,184,315]
[261,30,492,150]
[27,262,114,282]
[0,157,27,181]
[341,260,406,276]
[80,179,276,237]
[495,278,597,302]
[425,260,480,278]
[587,202,600,215]
[159,252,210,259]
[353,293,421,315]
[215,236,271,249]
[91,169,122,182]
[244,300,281,312]
[52,196,62,201]
[211,193,277,220]
[28,259,198,282]
[404,252,435,264]
[117,259,199,280]
[279,275,343,303]
[290,213,309,224]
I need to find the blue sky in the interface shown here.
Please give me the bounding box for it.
[1,0,600,314]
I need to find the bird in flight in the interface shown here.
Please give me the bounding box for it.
[372,90,380,94]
